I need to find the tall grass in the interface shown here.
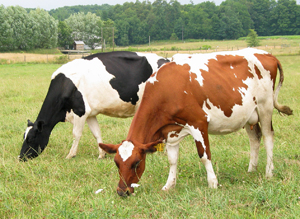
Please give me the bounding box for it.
[0,55,299,218]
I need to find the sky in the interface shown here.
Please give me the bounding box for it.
[1,0,226,11]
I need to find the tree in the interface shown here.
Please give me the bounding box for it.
[248,0,274,36]
[57,21,73,48]
[247,29,260,47]
[65,12,103,49]
[0,5,13,51]
[5,6,31,50]
[170,33,179,40]
[218,5,243,39]
[269,0,298,35]
[102,19,115,47]
[30,8,58,49]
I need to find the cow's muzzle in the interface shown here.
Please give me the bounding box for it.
[117,186,133,197]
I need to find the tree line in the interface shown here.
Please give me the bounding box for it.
[1,0,300,51]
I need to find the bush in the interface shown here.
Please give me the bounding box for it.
[53,55,69,64]
[170,33,178,41]
[247,29,260,47]
[200,45,211,50]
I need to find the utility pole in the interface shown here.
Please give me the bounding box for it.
[101,27,103,52]
[182,25,184,42]
[112,27,114,51]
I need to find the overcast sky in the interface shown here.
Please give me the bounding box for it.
[1,0,226,11]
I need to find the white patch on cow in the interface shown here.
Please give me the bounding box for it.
[131,183,140,188]
[233,88,235,91]
[136,52,165,72]
[184,91,188,94]
[230,65,234,69]
[148,72,159,84]
[185,124,206,150]
[167,123,206,151]
[24,126,33,140]
[238,86,247,97]
[118,141,134,162]
[205,115,210,122]
[234,73,237,78]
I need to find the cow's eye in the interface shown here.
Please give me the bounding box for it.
[133,160,141,169]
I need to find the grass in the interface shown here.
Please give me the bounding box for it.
[0,55,300,218]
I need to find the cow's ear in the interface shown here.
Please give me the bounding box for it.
[36,121,45,132]
[99,143,121,154]
[140,139,164,154]
[27,119,34,127]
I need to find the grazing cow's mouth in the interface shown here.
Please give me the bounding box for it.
[117,187,133,197]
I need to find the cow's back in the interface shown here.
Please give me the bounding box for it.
[52,52,160,118]
[148,49,279,134]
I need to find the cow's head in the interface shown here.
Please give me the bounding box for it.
[19,120,48,161]
[99,140,162,197]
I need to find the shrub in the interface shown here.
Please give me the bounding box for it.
[201,45,212,50]
[247,29,260,47]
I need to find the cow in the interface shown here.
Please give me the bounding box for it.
[99,48,293,196]
[19,51,169,161]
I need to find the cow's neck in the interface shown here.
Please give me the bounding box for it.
[35,96,67,138]
[127,102,172,144]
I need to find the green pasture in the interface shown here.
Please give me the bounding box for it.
[0,55,299,218]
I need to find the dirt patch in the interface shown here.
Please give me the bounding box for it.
[0,53,87,64]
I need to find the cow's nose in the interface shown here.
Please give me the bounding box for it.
[117,187,131,197]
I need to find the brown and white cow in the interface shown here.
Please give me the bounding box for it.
[99,48,292,196]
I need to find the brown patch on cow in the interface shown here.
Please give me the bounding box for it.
[254,65,263,79]
[253,97,257,104]
[205,101,211,110]
[254,54,278,88]
[190,55,254,117]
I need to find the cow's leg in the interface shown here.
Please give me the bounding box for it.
[162,143,179,191]
[66,114,87,159]
[86,116,106,159]
[258,105,274,178]
[245,123,262,172]
[185,120,218,188]
[195,139,218,189]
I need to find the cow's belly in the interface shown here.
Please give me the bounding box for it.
[84,83,145,118]
[97,101,139,118]
[205,100,258,135]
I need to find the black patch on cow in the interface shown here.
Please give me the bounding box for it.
[38,73,85,124]
[84,51,154,105]
[158,58,170,68]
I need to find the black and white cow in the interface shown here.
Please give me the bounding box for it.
[19,51,169,161]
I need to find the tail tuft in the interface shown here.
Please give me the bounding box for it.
[276,105,293,116]
[274,61,293,116]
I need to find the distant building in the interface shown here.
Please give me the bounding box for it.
[73,41,85,50]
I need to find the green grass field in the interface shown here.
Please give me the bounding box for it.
[0,54,299,218]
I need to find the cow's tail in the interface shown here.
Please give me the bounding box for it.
[273,61,293,115]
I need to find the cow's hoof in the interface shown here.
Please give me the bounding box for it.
[66,154,76,159]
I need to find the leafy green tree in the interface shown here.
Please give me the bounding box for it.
[218,5,243,39]
[115,20,130,46]
[170,33,179,40]
[269,0,298,35]
[65,12,103,49]
[102,19,115,47]
[247,29,260,47]
[0,6,57,51]
[248,0,274,36]
[5,6,31,50]
[58,21,73,48]
[0,5,13,51]
[30,9,58,49]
